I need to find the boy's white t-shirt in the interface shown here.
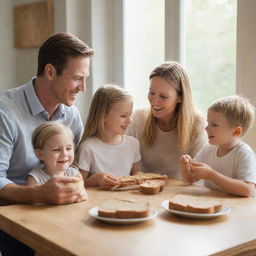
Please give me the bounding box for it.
[194,141,256,191]
[77,135,141,176]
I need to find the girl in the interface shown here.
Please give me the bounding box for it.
[126,61,207,178]
[26,122,88,202]
[76,85,141,189]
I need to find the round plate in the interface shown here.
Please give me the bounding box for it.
[88,207,157,224]
[161,200,231,219]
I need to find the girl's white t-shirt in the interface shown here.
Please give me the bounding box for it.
[77,135,141,176]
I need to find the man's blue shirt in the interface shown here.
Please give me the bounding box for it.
[0,78,83,189]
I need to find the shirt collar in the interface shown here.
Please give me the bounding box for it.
[24,77,45,116]
[24,77,65,119]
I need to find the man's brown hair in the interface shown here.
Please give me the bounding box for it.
[37,33,94,76]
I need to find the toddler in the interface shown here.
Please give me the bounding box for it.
[26,122,88,202]
[76,85,141,189]
[180,95,256,197]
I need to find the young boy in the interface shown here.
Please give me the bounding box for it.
[180,95,256,197]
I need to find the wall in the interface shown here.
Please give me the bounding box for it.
[0,1,15,92]
[237,0,256,150]
[13,0,42,86]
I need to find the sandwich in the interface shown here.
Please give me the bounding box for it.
[169,194,222,214]
[98,199,150,218]
[119,172,168,187]
[65,177,84,193]
[140,180,165,194]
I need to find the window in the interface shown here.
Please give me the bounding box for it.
[184,0,237,114]
[124,0,165,109]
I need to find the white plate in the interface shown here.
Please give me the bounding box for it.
[88,207,157,224]
[161,200,231,219]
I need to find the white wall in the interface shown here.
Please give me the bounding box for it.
[13,0,43,86]
[237,0,256,150]
[0,1,15,92]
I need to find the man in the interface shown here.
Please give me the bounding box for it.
[0,33,94,255]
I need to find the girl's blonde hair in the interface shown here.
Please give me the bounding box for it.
[209,95,255,136]
[142,61,202,153]
[32,122,74,149]
[80,85,132,143]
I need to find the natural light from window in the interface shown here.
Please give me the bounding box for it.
[124,0,165,110]
[184,0,237,115]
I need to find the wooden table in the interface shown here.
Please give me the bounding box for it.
[1,179,256,256]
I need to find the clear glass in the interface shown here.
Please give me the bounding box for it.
[124,0,165,109]
[184,0,237,115]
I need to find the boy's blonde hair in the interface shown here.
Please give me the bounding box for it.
[209,95,255,136]
[32,122,74,149]
[80,85,132,143]
[142,61,202,153]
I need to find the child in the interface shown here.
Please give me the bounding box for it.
[180,95,256,197]
[76,85,141,189]
[26,122,88,202]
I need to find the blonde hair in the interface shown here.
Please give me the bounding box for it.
[142,61,202,153]
[80,85,132,143]
[32,122,74,149]
[209,95,255,136]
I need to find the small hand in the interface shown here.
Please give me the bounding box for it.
[180,155,194,184]
[98,173,121,190]
[190,161,214,180]
[180,154,192,167]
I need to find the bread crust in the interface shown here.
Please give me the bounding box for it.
[169,195,222,214]
[119,173,168,187]
[98,199,150,218]
[140,180,165,195]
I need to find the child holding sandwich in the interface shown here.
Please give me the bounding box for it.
[180,95,256,197]
[76,85,141,190]
[26,122,88,202]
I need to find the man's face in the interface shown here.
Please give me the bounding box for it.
[51,56,90,106]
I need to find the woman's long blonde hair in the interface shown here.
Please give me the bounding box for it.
[79,85,132,144]
[142,61,201,153]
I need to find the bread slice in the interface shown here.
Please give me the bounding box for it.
[169,195,222,214]
[140,180,165,194]
[119,173,168,187]
[98,199,150,218]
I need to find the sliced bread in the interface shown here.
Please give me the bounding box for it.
[140,180,165,194]
[98,199,150,218]
[169,194,222,214]
[119,172,168,187]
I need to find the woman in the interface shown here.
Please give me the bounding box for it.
[127,61,207,178]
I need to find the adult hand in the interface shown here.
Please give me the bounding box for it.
[97,173,121,190]
[35,176,85,205]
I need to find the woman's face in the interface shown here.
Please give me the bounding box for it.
[148,76,181,121]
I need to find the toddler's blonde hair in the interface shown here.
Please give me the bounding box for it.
[80,85,132,143]
[209,95,255,136]
[32,122,74,149]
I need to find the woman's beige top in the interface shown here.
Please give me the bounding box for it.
[127,108,207,178]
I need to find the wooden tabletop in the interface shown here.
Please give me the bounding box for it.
[0,179,256,256]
